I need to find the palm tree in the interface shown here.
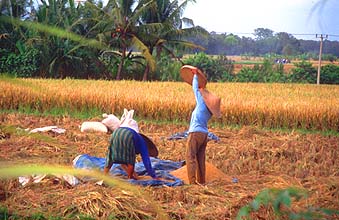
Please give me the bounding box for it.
[0,0,34,51]
[87,0,157,80]
[0,0,32,18]
[32,0,90,77]
[138,0,207,80]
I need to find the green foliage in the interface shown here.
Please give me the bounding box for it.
[296,53,318,61]
[183,52,234,82]
[0,10,107,79]
[225,57,339,84]
[1,196,94,219]
[99,51,146,80]
[0,204,96,220]
[288,61,317,83]
[0,206,9,220]
[2,0,339,82]
[320,64,339,84]
[155,55,182,81]
[99,52,120,79]
[0,42,39,77]
[236,187,338,220]
[322,54,337,62]
[235,59,286,83]
[235,67,260,82]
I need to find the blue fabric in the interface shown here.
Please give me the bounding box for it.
[188,74,212,133]
[74,154,185,187]
[167,130,220,142]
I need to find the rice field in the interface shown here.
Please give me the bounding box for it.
[1,77,339,132]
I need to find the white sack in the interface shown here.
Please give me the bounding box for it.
[101,113,121,131]
[80,121,108,133]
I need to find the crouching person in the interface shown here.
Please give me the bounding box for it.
[103,126,158,180]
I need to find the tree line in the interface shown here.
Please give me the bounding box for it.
[1,0,339,83]
[187,28,339,60]
[1,0,206,80]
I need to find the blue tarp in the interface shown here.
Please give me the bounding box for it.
[168,130,220,142]
[73,154,185,187]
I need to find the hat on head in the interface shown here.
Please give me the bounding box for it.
[139,133,159,158]
[180,65,207,89]
[199,88,221,118]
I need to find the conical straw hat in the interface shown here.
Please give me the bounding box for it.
[139,133,159,158]
[199,88,221,118]
[180,65,207,88]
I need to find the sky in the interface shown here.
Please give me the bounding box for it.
[181,0,339,40]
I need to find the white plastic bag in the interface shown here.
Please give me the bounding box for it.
[29,126,66,134]
[119,109,139,132]
[101,113,120,131]
[80,121,108,133]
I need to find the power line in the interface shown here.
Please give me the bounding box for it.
[212,31,339,39]
[292,33,339,38]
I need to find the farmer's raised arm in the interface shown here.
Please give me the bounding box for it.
[192,73,204,105]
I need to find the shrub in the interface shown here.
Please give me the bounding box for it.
[320,64,339,84]
[0,44,39,77]
[237,187,339,220]
[154,55,182,81]
[235,59,286,83]
[288,61,317,83]
[183,52,234,82]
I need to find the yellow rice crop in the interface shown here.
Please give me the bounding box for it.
[1,77,339,131]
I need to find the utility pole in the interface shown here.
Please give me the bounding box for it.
[316,34,328,85]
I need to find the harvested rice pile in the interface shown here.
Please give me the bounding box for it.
[170,162,233,184]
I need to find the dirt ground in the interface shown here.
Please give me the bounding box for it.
[0,113,338,219]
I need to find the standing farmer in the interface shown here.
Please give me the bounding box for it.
[180,65,221,184]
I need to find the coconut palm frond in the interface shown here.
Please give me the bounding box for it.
[177,25,209,37]
[167,39,205,51]
[0,16,108,50]
[137,22,164,36]
[127,0,156,30]
[131,35,155,71]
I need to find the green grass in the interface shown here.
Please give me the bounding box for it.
[234,60,263,64]
[2,108,338,138]
[0,107,103,120]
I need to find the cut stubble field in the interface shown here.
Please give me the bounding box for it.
[0,113,338,219]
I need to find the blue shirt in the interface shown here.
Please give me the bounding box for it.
[188,74,212,133]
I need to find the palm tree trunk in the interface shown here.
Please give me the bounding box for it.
[116,59,123,80]
[156,45,162,60]
[116,47,126,80]
[142,63,150,81]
